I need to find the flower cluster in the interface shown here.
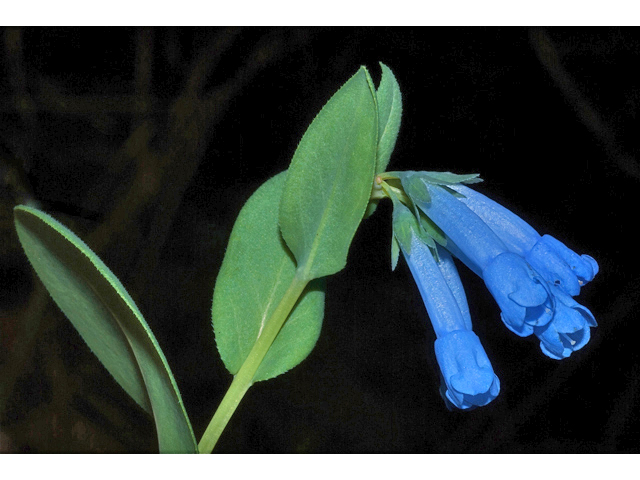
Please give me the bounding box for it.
[386,171,598,410]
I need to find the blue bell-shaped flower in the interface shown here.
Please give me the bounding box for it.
[533,284,598,359]
[412,181,554,336]
[392,199,500,409]
[448,184,598,296]
[434,330,501,409]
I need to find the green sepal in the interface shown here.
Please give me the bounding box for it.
[389,192,435,257]
[418,209,447,248]
[420,171,483,186]
[397,171,432,206]
[391,234,400,271]
[391,170,483,208]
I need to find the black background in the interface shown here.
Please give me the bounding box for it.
[0,27,637,452]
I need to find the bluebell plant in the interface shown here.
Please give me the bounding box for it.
[380,170,598,409]
[10,63,600,451]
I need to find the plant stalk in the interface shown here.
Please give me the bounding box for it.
[198,274,309,453]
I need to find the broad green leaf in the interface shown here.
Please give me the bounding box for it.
[375,62,402,175]
[212,172,325,382]
[13,206,197,453]
[279,66,378,280]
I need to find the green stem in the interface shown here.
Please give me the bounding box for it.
[198,273,310,454]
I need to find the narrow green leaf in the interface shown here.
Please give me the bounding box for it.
[279,66,378,280]
[13,206,197,453]
[375,62,402,175]
[212,172,325,382]
[365,62,403,219]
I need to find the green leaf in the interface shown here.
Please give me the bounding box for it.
[212,172,325,382]
[279,66,378,280]
[365,63,403,219]
[375,62,402,175]
[13,206,197,453]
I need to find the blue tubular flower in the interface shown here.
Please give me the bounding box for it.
[434,330,500,409]
[533,284,598,359]
[413,182,553,336]
[403,235,472,337]
[526,235,598,296]
[482,252,553,336]
[392,200,499,409]
[403,177,597,358]
[449,184,598,296]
